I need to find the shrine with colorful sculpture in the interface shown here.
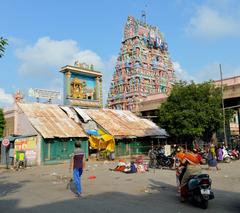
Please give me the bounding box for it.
[60,61,103,108]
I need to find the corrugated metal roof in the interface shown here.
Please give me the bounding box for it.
[83,108,167,138]
[18,103,87,139]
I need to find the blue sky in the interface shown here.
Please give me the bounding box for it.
[1,0,240,107]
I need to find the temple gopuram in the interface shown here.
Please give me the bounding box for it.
[107,16,176,117]
[60,61,103,108]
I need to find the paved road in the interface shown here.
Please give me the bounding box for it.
[0,160,239,213]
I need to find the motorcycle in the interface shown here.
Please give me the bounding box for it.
[228,149,239,160]
[198,150,208,165]
[180,173,214,209]
[222,147,231,163]
[148,148,174,169]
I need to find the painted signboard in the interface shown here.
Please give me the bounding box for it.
[28,88,61,100]
[14,137,38,166]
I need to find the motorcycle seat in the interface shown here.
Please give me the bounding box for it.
[188,174,209,180]
[197,174,209,179]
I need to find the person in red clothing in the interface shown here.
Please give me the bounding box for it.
[181,148,203,186]
[180,148,203,200]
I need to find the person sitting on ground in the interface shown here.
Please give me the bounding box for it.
[110,159,126,172]
[124,161,137,174]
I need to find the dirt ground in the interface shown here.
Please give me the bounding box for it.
[0,159,240,213]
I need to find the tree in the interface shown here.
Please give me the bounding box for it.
[158,81,225,144]
[0,108,5,137]
[0,37,8,58]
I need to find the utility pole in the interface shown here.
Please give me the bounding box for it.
[220,64,228,147]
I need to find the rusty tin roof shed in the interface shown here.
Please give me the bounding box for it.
[18,103,87,139]
[82,108,168,138]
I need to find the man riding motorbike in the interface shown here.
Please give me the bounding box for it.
[180,147,203,200]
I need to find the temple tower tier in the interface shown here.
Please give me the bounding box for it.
[107,16,176,112]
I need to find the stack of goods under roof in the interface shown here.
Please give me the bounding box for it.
[107,16,176,111]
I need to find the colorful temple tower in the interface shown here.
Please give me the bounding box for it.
[60,61,103,108]
[107,16,176,112]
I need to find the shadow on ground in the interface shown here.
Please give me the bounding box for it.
[0,178,30,197]
[0,178,239,213]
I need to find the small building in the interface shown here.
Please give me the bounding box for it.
[1,93,21,166]
[15,103,88,165]
[60,107,168,157]
[81,108,168,156]
[1,101,168,165]
[60,61,103,108]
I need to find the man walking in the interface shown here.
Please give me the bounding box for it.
[69,141,85,197]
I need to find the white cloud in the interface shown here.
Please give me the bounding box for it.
[185,5,240,38]
[195,62,240,82]
[49,78,63,92]
[16,37,78,76]
[102,55,117,104]
[173,61,240,83]
[173,61,196,82]
[15,37,116,105]
[195,62,220,82]
[72,50,104,70]
[15,37,108,77]
[0,88,13,107]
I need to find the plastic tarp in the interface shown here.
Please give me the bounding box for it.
[86,129,100,136]
[88,133,115,152]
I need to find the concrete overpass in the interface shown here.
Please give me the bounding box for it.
[214,75,240,109]
[214,75,240,137]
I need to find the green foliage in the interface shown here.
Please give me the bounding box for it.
[158,81,224,143]
[0,37,8,58]
[0,108,5,137]
[225,108,235,123]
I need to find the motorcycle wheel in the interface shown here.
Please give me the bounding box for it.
[168,160,174,169]
[148,160,154,168]
[200,198,208,209]
[201,159,207,165]
[224,157,231,163]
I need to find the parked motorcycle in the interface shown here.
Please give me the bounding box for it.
[180,174,214,209]
[222,147,231,163]
[198,150,208,165]
[148,148,174,169]
[228,149,239,160]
